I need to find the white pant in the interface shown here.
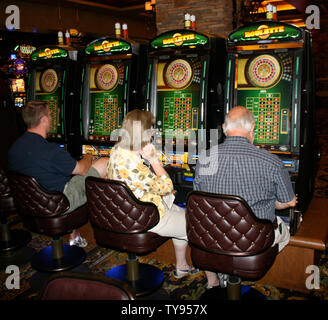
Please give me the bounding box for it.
[149,204,188,246]
[272,216,290,252]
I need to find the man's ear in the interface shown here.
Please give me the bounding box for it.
[40,114,46,124]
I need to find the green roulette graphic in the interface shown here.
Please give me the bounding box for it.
[247,55,281,88]
[96,64,118,91]
[165,59,193,89]
[40,69,58,93]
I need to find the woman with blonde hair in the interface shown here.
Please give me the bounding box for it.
[106,109,198,278]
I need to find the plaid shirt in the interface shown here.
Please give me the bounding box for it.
[193,136,295,221]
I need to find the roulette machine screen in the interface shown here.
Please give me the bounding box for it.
[156,57,201,141]
[86,62,125,140]
[35,67,63,138]
[236,52,294,152]
[225,20,317,232]
[28,45,81,155]
[80,37,147,157]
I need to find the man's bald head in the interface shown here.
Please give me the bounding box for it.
[223,106,255,142]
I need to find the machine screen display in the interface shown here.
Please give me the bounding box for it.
[11,79,25,92]
[87,62,126,140]
[35,68,64,139]
[155,57,202,140]
[236,52,293,152]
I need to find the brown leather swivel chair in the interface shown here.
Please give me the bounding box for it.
[186,191,278,300]
[40,271,135,300]
[8,171,89,272]
[85,176,168,296]
[0,168,33,268]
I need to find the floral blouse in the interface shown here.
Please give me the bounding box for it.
[106,146,174,218]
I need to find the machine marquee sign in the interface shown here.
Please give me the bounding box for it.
[31,47,68,61]
[151,30,208,49]
[244,25,285,40]
[162,33,196,46]
[94,40,121,52]
[85,38,131,56]
[228,21,302,43]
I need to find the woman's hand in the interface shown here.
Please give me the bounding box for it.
[140,143,159,164]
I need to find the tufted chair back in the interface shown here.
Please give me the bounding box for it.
[0,168,11,198]
[0,168,16,213]
[186,191,278,280]
[8,171,69,218]
[85,176,168,296]
[85,177,167,254]
[86,177,160,234]
[0,168,32,253]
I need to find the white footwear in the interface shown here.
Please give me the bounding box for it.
[69,235,88,248]
[173,266,200,279]
[218,273,228,288]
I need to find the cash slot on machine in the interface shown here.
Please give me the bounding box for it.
[80,36,147,159]
[146,29,227,204]
[27,45,81,155]
[225,21,317,235]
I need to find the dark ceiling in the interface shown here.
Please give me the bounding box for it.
[62,0,146,13]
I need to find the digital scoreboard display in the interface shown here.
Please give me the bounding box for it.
[87,62,126,140]
[35,68,64,139]
[156,57,202,139]
[236,52,293,152]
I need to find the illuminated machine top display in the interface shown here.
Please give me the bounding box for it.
[150,30,209,50]
[31,46,68,61]
[228,20,302,44]
[85,37,131,56]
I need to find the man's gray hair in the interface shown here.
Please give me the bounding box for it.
[223,107,255,135]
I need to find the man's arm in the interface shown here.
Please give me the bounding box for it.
[275,195,297,210]
[72,154,93,176]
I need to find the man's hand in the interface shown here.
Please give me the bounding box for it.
[72,154,94,176]
[275,195,297,210]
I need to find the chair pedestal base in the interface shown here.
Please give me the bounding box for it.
[105,263,164,297]
[31,244,86,272]
[0,246,35,270]
[201,285,267,300]
[0,229,32,252]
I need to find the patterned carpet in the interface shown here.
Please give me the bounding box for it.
[1,100,328,301]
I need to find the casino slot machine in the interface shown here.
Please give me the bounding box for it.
[146,29,227,203]
[80,36,147,158]
[225,21,317,234]
[10,45,36,108]
[27,45,81,156]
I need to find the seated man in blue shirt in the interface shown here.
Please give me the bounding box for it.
[193,106,296,289]
[8,100,108,247]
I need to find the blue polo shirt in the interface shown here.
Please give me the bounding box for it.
[8,132,76,192]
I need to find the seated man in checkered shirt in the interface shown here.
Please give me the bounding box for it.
[193,106,296,289]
